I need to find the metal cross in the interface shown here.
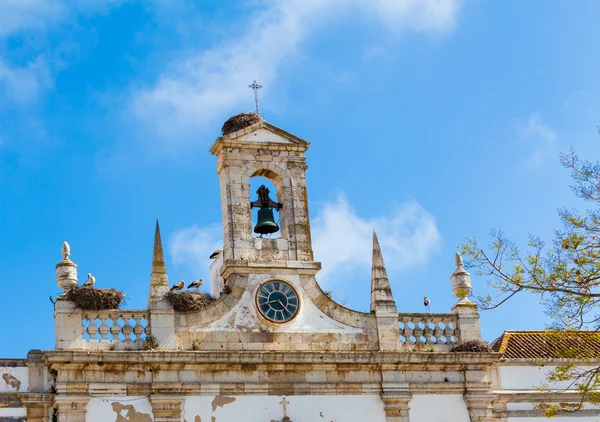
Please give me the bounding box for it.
[248,79,263,114]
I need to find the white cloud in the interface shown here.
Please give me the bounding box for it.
[0,0,123,103]
[169,194,441,288]
[130,0,461,143]
[517,114,557,168]
[0,58,52,104]
[0,0,66,36]
[0,0,123,36]
[169,223,223,277]
[311,194,441,286]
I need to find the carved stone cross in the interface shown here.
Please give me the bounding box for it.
[280,397,289,417]
[279,397,292,422]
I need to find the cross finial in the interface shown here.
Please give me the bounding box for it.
[248,79,263,114]
[279,397,289,417]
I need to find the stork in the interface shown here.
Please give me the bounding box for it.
[170,280,184,292]
[424,296,431,313]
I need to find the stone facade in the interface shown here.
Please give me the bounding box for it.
[2,116,598,421]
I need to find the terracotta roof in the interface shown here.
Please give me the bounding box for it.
[491,331,600,359]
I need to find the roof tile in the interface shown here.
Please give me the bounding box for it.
[491,331,600,359]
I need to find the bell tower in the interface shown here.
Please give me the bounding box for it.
[209,113,321,279]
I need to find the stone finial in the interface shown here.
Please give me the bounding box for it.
[148,220,170,308]
[56,241,77,293]
[370,230,397,314]
[61,241,70,260]
[451,251,472,302]
[455,251,463,269]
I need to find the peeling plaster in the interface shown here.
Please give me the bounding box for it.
[2,374,20,391]
[211,396,236,412]
[185,395,385,421]
[87,398,154,422]
[111,402,152,422]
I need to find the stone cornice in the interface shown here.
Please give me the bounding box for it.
[494,390,599,403]
[220,259,322,278]
[43,350,501,367]
[17,392,54,405]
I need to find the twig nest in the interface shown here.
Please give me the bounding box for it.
[165,291,216,312]
[451,340,491,353]
[222,112,262,135]
[65,286,124,310]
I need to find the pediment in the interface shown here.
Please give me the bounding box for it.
[237,127,295,144]
[210,121,309,154]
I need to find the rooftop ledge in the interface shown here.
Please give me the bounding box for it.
[220,259,322,278]
[43,350,501,366]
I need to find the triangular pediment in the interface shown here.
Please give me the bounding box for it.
[237,127,295,144]
[210,120,309,154]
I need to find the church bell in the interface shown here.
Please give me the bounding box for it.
[254,207,279,235]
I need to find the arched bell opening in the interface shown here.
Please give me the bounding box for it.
[249,175,283,239]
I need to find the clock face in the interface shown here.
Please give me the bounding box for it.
[256,280,300,323]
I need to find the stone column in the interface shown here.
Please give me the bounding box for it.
[149,309,177,349]
[54,395,89,422]
[450,252,482,343]
[26,349,45,392]
[464,393,495,422]
[20,394,54,422]
[54,299,84,350]
[149,395,184,422]
[381,392,412,422]
[452,300,481,342]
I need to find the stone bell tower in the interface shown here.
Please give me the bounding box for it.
[209,113,321,279]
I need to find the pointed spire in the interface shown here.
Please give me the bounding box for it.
[148,220,170,307]
[152,220,166,270]
[370,230,397,314]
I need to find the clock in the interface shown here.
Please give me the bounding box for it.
[256,280,300,323]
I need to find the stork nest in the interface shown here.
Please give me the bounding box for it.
[221,112,262,135]
[165,291,216,312]
[450,340,492,353]
[65,286,124,310]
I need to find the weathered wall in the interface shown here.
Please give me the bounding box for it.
[409,394,470,422]
[507,417,600,422]
[0,362,28,393]
[176,273,377,352]
[0,407,27,420]
[85,395,387,422]
[87,397,154,422]
[184,395,386,422]
[495,363,600,421]
[0,360,28,421]
[498,364,596,390]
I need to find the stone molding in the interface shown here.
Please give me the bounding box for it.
[19,393,54,422]
[464,393,495,422]
[381,384,412,422]
[149,395,184,422]
[54,395,89,422]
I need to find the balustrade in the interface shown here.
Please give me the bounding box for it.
[398,313,458,348]
[81,310,149,349]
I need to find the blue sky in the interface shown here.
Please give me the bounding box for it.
[1,0,599,357]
